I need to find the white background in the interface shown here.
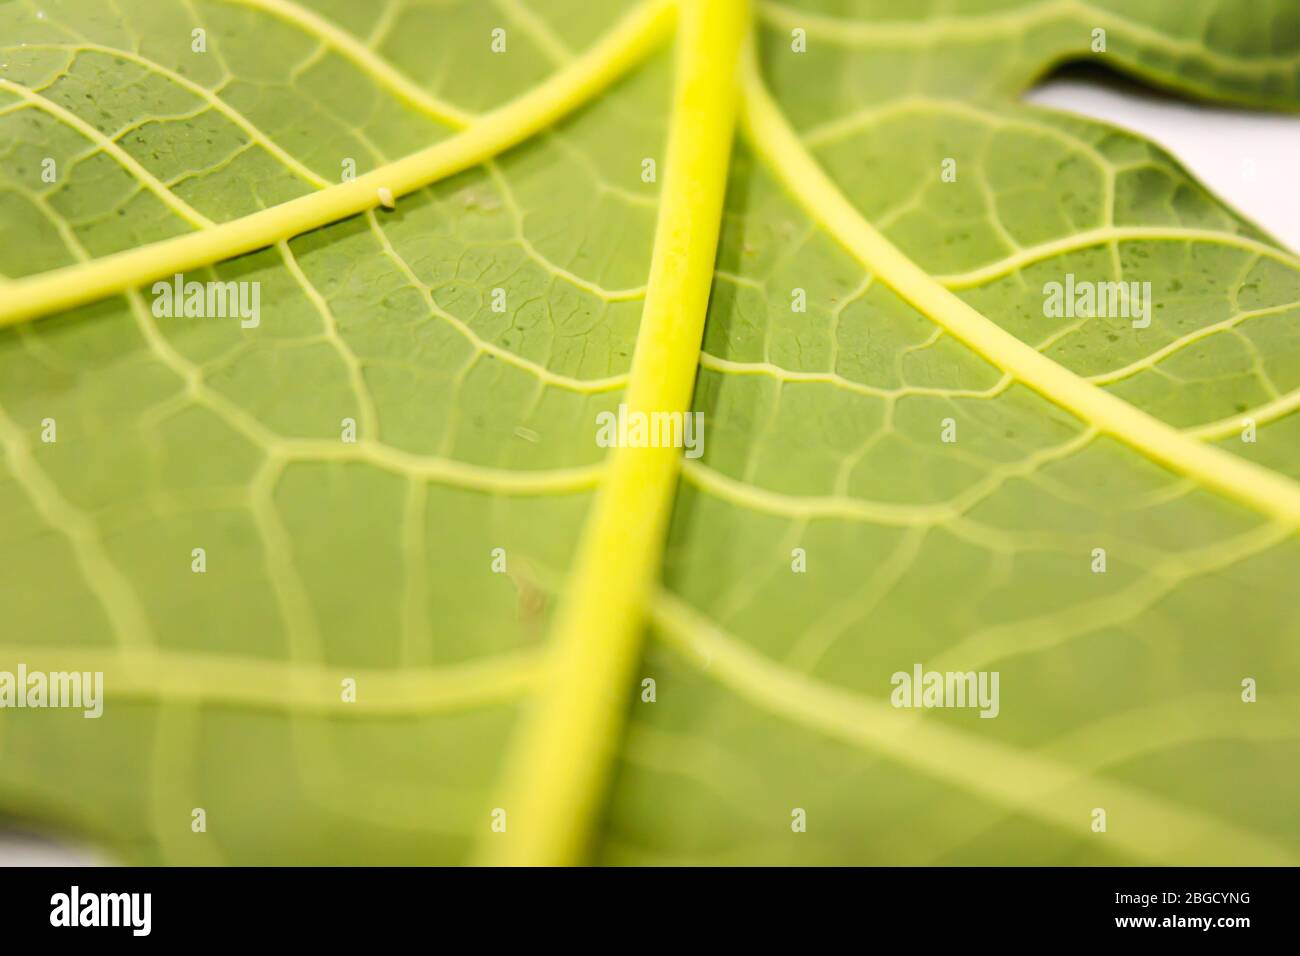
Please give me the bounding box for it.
[1027,73,1300,249]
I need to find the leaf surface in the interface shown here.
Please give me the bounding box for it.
[0,0,1298,865]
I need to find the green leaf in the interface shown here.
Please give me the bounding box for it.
[1,0,1298,866]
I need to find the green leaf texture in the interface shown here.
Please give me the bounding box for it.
[0,0,1298,865]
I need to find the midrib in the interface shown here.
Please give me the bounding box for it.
[478,0,748,867]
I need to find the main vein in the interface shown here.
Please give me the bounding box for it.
[740,49,1300,531]
[478,0,748,868]
[0,0,675,329]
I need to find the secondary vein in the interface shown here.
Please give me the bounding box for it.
[740,48,1300,532]
[220,0,475,127]
[0,0,675,330]
[651,591,1296,866]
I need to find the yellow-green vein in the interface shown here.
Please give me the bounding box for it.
[0,0,676,329]
[652,591,1296,865]
[221,0,474,126]
[740,46,1300,531]
[478,0,748,868]
[0,643,542,715]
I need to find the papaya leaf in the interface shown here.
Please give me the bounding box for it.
[0,0,1297,865]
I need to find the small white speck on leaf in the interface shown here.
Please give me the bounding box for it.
[377,186,395,209]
